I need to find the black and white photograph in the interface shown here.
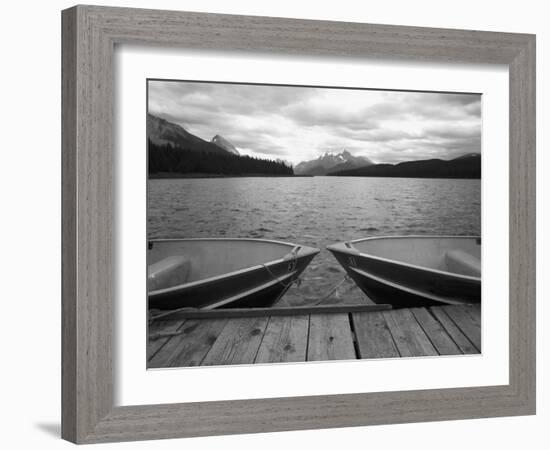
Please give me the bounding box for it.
[2,0,542,446]
[146,79,482,368]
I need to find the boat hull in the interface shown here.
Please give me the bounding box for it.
[149,239,319,310]
[328,237,481,308]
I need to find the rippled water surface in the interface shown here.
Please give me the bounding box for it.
[148,177,481,306]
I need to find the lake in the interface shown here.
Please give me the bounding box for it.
[148,177,481,306]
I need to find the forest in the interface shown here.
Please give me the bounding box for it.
[148,140,294,176]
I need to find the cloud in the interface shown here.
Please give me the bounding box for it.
[148,80,481,165]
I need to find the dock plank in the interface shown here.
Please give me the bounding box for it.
[351,311,399,359]
[383,309,438,357]
[430,306,479,354]
[255,315,309,363]
[463,303,481,325]
[148,319,228,368]
[201,317,269,366]
[307,314,356,361]
[147,319,185,361]
[147,302,482,367]
[411,308,461,355]
[441,305,482,351]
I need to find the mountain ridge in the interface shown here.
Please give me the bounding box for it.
[147,113,228,156]
[328,154,481,179]
[294,150,373,175]
[147,114,293,176]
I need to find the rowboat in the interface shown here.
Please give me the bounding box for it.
[148,238,319,310]
[327,236,481,308]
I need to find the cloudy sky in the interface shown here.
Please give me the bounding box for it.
[148,80,481,165]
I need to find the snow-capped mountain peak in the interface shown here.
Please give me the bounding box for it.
[294,149,373,175]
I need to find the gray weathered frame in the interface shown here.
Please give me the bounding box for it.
[62,5,536,444]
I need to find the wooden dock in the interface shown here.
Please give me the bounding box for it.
[148,303,481,368]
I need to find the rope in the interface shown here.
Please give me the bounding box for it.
[150,274,353,320]
[274,274,352,307]
[261,263,297,289]
[149,244,352,320]
[309,275,350,306]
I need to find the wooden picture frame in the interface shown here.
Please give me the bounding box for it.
[62,5,536,443]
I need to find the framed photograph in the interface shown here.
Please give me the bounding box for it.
[62,5,536,443]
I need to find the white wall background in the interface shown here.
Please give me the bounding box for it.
[0,0,546,448]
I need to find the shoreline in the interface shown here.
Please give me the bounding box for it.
[149,172,480,180]
[149,172,313,179]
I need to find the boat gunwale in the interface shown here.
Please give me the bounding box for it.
[148,238,320,298]
[327,235,481,283]
[202,270,297,309]
[347,266,468,306]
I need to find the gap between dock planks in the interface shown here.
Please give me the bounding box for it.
[307,314,356,361]
[149,319,228,368]
[201,316,270,366]
[255,315,309,363]
[440,304,481,351]
[147,318,186,361]
[147,304,481,368]
[351,311,400,359]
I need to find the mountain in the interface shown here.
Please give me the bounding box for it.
[453,153,481,160]
[147,114,227,155]
[147,114,293,176]
[211,135,240,155]
[328,154,481,179]
[294,150,373,175]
